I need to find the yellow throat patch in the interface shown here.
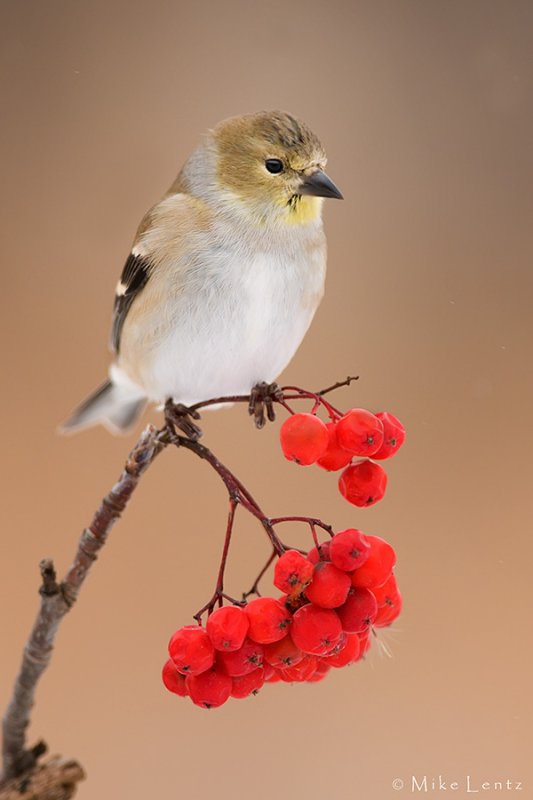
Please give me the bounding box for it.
[285,195,322,225]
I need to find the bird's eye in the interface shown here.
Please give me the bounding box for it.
[265,158,284,174]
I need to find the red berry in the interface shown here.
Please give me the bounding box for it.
[371,573,400,606]
[305,562,351,608]
[263,635,304,669]
[206,605,249,652]
[162,658,188,696]
[372,574,402,626]
[306,661,331,682]
[307,540,331,564]
[329,528,371,571]
[316,422,353,471]
[291,604,343,655]
[324,633,361,667]
[374,592,402,626]
[337,588,378,633]
[279,413,329,466]
[265,668,283,683]
[168,626,215,676]
[274,550,314,595]
[372,412,406,460]
[245,597,291,643]
[186,666,232,708]
[279,654,318,682]
[351,535,396,589]
[217,638,264,676]
[231,668,265,699]
[336,409,385,457]
[338,460,388,507]
[262,662,276,681]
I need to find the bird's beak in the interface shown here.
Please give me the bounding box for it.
[299,170,343,200]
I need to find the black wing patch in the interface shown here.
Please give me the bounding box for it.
[110,252,151,353]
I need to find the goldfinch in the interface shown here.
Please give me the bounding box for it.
[61,110,342,434]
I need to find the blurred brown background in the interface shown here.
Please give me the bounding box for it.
[1,1,532,797]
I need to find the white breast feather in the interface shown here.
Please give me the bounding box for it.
[114,221,326,405]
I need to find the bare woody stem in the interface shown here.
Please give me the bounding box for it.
[162,429,285,556]
[185,376,358,417]
[0,426,164,786]
[1,378,353,792]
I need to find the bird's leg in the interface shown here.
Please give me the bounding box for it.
[164,399,203,441]
[248,382,283,429]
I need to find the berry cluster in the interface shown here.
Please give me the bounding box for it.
[162,530,401,708]
[279,409,405,507]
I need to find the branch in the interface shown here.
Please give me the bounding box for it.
[161,427,285,556]
[1,378,354,795]
[316,375,359,396]
[0,758,84,800]
[1,426,163,787]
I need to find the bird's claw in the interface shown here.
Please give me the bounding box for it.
[248,382,282,429]
[164,400,203,441]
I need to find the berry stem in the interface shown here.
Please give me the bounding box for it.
[1,376,354,787]
[219,499,237,603]
[270,516,334,536]
[161,426,286,556]
[310,523,320,550]
[242,548,277,599]
[193,498,239,621]
[281,387,343,421]
[275,397,297,415]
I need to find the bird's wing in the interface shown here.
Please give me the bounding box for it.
[110,251,152,353]
[109,192,210,354]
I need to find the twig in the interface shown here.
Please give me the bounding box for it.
[317,375,359,396]
[179,377,359,418]
[0,426,163,787]
[1,377,355,794]
[0,758,85,800]
[162,427,286,557]
[242,549,277,599]
[193,499,239,620]
[269,516,334,535]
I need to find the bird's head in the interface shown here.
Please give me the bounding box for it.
[213,111,342,223]
[207,111,343,225]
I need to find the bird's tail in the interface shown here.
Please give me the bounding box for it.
[59,379,147,435]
